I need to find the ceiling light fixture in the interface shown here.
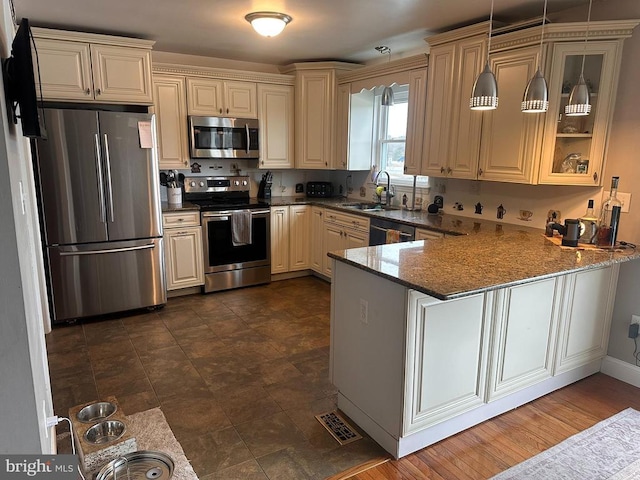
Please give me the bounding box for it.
[470,0,498,110]
[245,11,292,37]
[375,46,394,106]
[522,0,549,113]
[565,0,593,116]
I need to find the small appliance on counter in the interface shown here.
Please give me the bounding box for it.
[306,181,334,198]
[258,171,272,199]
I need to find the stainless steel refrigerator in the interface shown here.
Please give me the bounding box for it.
[34,108,166,323]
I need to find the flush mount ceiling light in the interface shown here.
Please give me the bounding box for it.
[375,46,394,106]
[245,11,292,37]
[470,0,498,110]
[522,0,549,113]
[565,0,593,116]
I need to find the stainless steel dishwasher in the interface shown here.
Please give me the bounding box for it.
[369,217,416,245]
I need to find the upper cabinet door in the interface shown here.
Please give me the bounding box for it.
[258,83,294,169]
[33,38,94,101]
[90,45,153,104]
[538,41,622,186]
[152,75,190,170]
[477,45,544,184]
[187,77,224,115]
[404,69,428,176]
[224,81,258,118]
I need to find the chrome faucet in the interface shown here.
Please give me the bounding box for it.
[374,170,393,207]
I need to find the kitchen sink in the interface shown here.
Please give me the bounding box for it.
[341,202,400,212]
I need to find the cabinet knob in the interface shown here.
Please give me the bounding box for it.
[226,108,229,114]
[593,172,598,183]
[478,168,484,176]
[404,165,407,173]
[440,167,445,174]
[325,162,328,166]
[85,88,91,95]
[96,88,101,95]
[447,167,452,174]
[219,108,223,114]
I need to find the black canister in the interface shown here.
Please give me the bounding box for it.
[561,219,581,247]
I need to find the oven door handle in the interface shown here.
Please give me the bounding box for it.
[370,225,414,238]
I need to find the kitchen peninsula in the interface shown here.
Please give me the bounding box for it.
[328,221,640,458]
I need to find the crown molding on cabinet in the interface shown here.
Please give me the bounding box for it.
[279,61,361,75]
[338,54,428,85]
[31,27,155,49]
[153,62,295,85]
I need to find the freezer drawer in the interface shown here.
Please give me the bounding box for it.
[47,238,166,322]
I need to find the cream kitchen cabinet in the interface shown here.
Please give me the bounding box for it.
[334,84,374,171]
[257,84,294,169]
[310,206,325,273]
[477,45,544,184]
[270,205,311,274]
[322,210,369,277]
[294,68,336,169]
[162,212,204,291]
[555,265,619,374]
[403,69,428,175]
[486,278,560,401]
[32,28,153,104]
[415,229,444,241]
[186,77,257,118]
[538,41,623,186]
[270,206,290,274]
[422,27,486,179]
[152,75,189,169]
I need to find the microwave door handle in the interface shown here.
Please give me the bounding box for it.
[93,134,106,223]
[245,124,250,154]
[103,134,115,223]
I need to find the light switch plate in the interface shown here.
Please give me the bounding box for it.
[603,191,631,213]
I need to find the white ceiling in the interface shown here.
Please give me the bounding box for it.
[13,0,589,66]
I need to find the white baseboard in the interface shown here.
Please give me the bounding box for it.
[601,355,640,388]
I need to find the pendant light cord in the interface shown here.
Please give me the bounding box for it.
[487,0,494,59]
[580,0,593,74]
[538,0,548,68]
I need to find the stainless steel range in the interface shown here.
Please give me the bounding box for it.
[184,176,270,293]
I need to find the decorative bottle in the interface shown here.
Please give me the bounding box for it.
[597,177,622,247]
[579,199,598,244]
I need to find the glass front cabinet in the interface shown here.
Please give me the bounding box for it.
[539,40,622,186]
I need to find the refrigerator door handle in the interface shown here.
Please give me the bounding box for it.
[59,243,156,256]
[93,134,106,223]
[103,133,115,223]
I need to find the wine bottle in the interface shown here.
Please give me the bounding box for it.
[597,177,622,247]
[579,199,598,244]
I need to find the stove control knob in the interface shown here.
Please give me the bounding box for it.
[242,180,248,186]
[234,180,240,186]
[199,181,205,187]
[189,181,196,187]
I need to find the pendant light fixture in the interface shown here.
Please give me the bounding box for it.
[245,11,292,37]
[565,0,593,116]
[522,0,549,113]
[470,0,498,110]
[375,46,394,106]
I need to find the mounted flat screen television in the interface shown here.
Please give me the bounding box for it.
[2,18,45,138]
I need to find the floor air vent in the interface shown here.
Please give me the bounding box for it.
[315,411,363,445]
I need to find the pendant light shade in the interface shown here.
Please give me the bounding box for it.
[522,68,549,113]
[381,86,394,106]
[470,0,498,111]
[565,73,591,116]
[470,61,498,110]
[245,12,292,37]
[565,0,593,116]
[522,0,549,113]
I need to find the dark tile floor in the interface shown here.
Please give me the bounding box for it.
[46,277,386,480]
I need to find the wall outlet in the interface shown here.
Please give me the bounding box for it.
[603,191,631,213]
[360,299,368,324]
[632,314,640,325]
[359,187,367,197]
[469,181,481,195]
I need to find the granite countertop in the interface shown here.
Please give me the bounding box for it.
[328,222,640,300]
[161,201,200,213]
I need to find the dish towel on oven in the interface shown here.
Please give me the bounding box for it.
[231,210,252,246]
[386,229,401,244]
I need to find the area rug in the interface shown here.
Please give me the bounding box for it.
[491,408,640,479]
[126,407,198,480]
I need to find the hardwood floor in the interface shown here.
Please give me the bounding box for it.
[347,373,640,480]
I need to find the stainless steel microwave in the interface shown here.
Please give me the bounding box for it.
[188,116,259,159]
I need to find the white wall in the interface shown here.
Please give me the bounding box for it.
[0,1,55,453]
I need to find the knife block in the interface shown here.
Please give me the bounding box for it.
[258,180,271,199]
